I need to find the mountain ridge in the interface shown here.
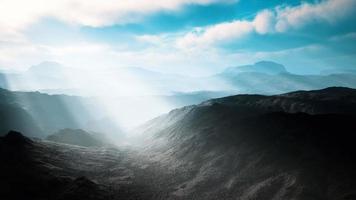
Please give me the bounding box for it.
[131,86,356,199]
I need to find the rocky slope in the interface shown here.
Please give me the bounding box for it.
[133,87,356,200]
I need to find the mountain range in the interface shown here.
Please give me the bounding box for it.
[1,61,356,96]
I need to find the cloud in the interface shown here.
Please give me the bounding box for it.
[0,0,354,74]
[0,0,234,39]
[177,0,356,49]
[275,0,356,32]
[0,41,50,71]
[329,32,356,41]
[176,20,254,49]
[0,0,237,69]
[253,10,275,34]
[135,35,167,46]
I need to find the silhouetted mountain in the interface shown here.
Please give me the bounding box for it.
[133,87,356,199]
[3,130,33,146]
[223,61,287,75]
[46,129,105,147]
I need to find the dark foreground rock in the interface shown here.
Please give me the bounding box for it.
[0,131,154,200]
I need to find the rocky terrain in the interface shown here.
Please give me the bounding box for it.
[1,87,356,200]
[133,87,356,199]
[0,131,159,200]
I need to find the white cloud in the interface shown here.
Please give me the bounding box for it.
[176,20,254,49]
[275,0,356,32]
[177,0,356,49]
[0,0,236,69]
[0,0,234,40]
[0,0,355,73]
[0,41,50,71]
[253,10,275,34]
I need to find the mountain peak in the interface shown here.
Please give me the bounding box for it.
[254,60,285,69]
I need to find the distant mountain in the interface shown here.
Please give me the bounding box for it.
[2,60,356,97]
[27,61,66,77]
[222,61,288,75]
[133,87,356,200]
[213,67,356,94]
[0,61,74,91]
[0,103,43,138]
[0,88,104,138]
[47,129,105,147]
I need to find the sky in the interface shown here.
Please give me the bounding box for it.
[0,0,356,75]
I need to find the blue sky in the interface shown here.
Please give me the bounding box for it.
[0,0,355,75]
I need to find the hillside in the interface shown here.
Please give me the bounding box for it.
[133,87,356,199]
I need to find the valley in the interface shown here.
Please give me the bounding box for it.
[2,87,356,200]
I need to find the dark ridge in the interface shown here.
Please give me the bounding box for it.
[200,87,356,115]
[3,130,33,146]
